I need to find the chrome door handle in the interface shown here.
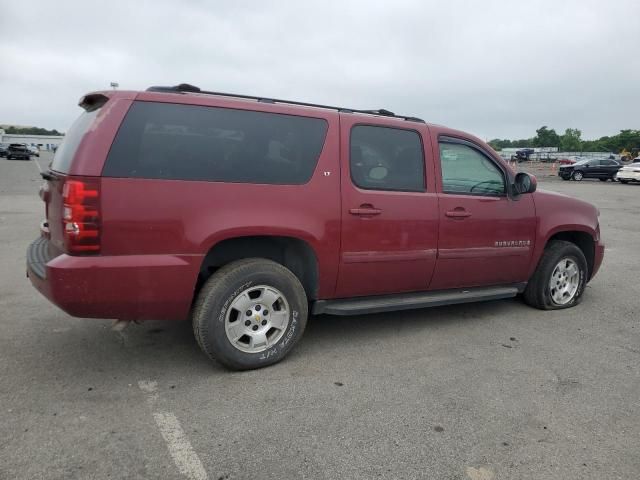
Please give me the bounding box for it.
[445,209,471,218]
[349,205,382,216]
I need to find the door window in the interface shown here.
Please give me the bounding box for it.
[350,125,425,192]
[439,141,505,196]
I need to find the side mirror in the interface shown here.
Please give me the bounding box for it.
[513,172,537,195]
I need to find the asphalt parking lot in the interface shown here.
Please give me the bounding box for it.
[1,153,638,480]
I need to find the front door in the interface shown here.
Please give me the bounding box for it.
[336,117,439,298]
[430,136,536,290]
[583,159,603,178]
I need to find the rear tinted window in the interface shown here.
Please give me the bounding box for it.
[103,101,328,184]
[50,109,98,173]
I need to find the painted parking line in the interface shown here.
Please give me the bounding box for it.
[30,156,45,175]
[139,380,209,480]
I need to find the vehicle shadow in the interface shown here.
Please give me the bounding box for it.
[19,297,523,380]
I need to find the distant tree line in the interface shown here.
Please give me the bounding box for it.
[2,126,63,136]
[489,127,640,154]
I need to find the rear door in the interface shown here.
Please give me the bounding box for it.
[601,159,620,177]
[336,116,438,298]
[430,135,536,290]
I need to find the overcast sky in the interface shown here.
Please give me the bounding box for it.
[0,0,638,140]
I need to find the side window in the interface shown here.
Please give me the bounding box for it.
[439,141,505,196]
[350,125,425,192]
[103,102,328,184]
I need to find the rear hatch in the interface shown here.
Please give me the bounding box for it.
[43,106,103,256]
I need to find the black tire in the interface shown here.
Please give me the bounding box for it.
[620,180,629,184]
[6,155,11,160]
[599,178,607,182]
[572,171,583,181]
[561,176,570,181]
[523,240,588,310]
[192,258,308,370]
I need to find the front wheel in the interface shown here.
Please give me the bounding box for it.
[523,240,588,310]
[192,258,308,370]
[572,171,584,181]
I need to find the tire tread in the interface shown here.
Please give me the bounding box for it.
[523,240,587,310]
[192,258,307,370]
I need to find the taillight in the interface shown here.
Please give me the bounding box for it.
[62,178,101,254]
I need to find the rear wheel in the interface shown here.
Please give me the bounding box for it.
[599,178,607,182]
[523,240,588,310]
[572,171,584,181]
[192,258,308,370]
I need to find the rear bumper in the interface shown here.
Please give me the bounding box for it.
[27,237,201,321]
[8,152,31,159]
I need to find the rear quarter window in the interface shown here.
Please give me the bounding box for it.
[50,109,99,173]
[103,101,329,184]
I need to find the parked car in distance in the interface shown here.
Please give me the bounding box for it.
[559,158,622,181]
[26,84,605,370]
[0,143,9,158]
[6,143,32,160]
[615,163,640,184]
[27,145,40,157]
[512,148,535,162]
[557,157,576,165]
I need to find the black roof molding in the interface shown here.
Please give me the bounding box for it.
[145,84,425,123]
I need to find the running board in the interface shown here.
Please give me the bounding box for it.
[312,284,525,316]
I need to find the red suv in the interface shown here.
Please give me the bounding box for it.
[27,84,604,370]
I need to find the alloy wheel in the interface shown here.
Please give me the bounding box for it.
[224,285,290,353]
[549,258,580,305]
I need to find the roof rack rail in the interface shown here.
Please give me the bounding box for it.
[145,84,425,123]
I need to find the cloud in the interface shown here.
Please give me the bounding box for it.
[0,0,638,139]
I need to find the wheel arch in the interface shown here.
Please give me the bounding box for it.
[541,230,596,280]
[195,235,320,301]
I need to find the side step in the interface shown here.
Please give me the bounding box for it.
[311,284,525,316]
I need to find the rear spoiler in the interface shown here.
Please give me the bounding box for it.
[78,93,110,112]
